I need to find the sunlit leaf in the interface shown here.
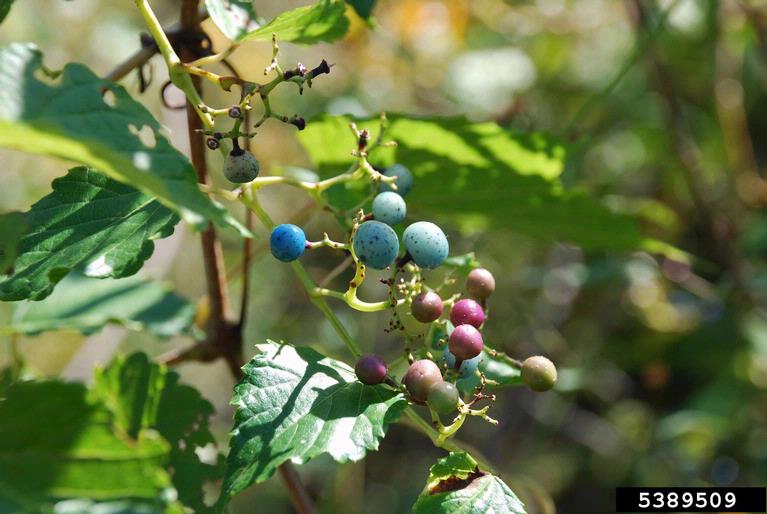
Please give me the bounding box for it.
[0,167,178,301]
[205,0,262,41]
[238,0,349,44]
[0,43,246,234]
[220,341,406,504]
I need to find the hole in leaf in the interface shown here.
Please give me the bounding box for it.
[102,89,117,108]
[129,123,157,148]
[428,467,485,495]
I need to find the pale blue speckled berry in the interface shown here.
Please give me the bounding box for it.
[380,164,413,196]
[402,221,449,269]
[443,346,482,377]
[353,221,399,270]
[270,224,307,262]
[372,192,407,226]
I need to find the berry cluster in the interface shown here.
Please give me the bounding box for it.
[263,123,558,441]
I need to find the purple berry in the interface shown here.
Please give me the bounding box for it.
[402,359,443,402]
[411,291,443,323]
[448,324,483,361]
[449,298,485,329]
[466,268,496,300]
[355,354,388,385]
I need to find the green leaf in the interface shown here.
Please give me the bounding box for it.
[7,273,195,337]
[92,354,222,513]
[205,0,262,41]
[238,0,349,44]
[413,452,527,514]
[457,350,523,394]
[0,43,246,234]
[0,167,178,302]
[0,211,28,274]
[299,115,676,253]
[346,0,376,19]
[0,380,172,500]
[220,341,407,503]
[0,353,220,512]
[0,0,14,24]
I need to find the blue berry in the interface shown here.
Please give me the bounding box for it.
[443,346,482,377]
[353,221,399,270]
[380,164,413,196]
[372,192,407,226]
[270,224,306,262]
[402,221,449,269]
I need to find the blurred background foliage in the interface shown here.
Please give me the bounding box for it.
[2,0,767,513]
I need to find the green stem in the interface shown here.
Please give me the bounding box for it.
[241,187,362,358]
[134,0,213,129]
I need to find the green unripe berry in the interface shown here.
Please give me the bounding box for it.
[402,359,443,402]
[427,382,460,414]
[521,356,557,392]
[224,149,260,183]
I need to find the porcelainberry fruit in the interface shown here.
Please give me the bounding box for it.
[466,268,496,301]
[270,224,306,262]
[427,382,460,414]
[411,291,443,323]
[353,221,399,270]
[403,359,443,402]
[403,222,449,269]
[450,298,485,329]
[224,149,259,183]
[206,137,220,150]
[521,356,557,392]
[380,164,413,196]
[355,354,388,385]
[228,105,242,118]
[372,192,407,226]
[448,324,483,361]
[443,346,482,377]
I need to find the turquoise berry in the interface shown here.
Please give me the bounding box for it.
[402,222,449,269]
[372,192,407,226]
[380,164,414,196]
[270,224,306,262]
[353,221,400,270]
[442,346,482,377]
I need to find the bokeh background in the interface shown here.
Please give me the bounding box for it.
[2,0,767,513]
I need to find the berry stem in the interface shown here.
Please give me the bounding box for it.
[240,185,362,358]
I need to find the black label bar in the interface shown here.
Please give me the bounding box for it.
[615,487,766,512]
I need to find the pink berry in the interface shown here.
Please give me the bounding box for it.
[355,354,388,385]
[449,298,485,328]
[466,268,495,300]
[411,291,443,323]
[448,324,483,361]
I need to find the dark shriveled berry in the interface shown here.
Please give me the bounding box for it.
[466,268,496,301]
[449,298,485,329]
[402,359,443,402]
[521,356,557,392]
[206,137,220,150]
[355,354,388,385]
[228,105,242,119]
[427,382,460,414]
[448,324,483,361]
[411,291,443,323]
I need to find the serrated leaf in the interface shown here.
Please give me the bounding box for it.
[220,341,407,503]
[7,273,194,337]
[299,115,678,254]
[346,0,376,19]
[413,452,527,514]
[0,0,14,24]
[205,0,262,41]
[0,211,28,274]
[238,0,349,44]
[0,380,172,500]
[0,43,246,234]
[0,167,179,302]
[0,353,220,513]
[92,354,222,514]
